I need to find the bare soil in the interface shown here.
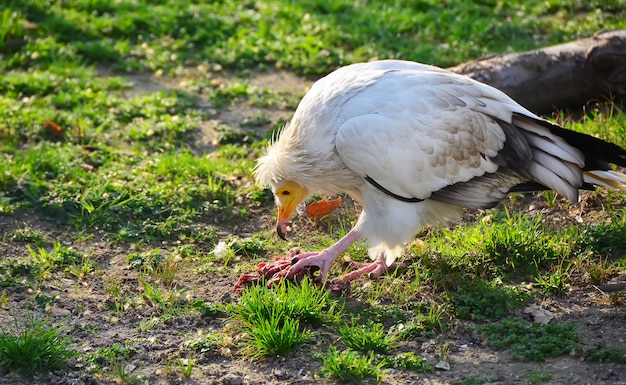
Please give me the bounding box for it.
[1,70,625,385]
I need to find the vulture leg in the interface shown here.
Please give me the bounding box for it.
[285,228,361,283]
[340,254,388,281]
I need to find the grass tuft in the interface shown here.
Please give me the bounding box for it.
[244,313,312,358]
[451,281,530,321]
[384,351,433,372]
[230,277,340,328]
[583,343,626,363]
[475,317,577,361]
[452,376,498,385]
[338,322,398,354]
[138,276,186,316]
[0,313,78,377]
[317,346,385,384]
[525,371,553,384]
[533,260,572,296]
[229,278,340,357]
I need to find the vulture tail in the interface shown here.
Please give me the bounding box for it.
[512,113,626,202]
[583,170,626,190]
[517,113,626,171]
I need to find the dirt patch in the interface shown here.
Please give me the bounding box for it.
[101,66,309,153]
[1,212,625,385]
[1,70,625,385]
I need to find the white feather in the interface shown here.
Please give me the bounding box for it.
[255,60,626,267]
[528,162,579,202]
[516,125,585,166]
[584,170,626,189]
[531,149,583,188]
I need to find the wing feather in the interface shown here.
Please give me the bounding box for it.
[336,112,502,200]
[528,162,578,202]
[531,149,583,188]
[520,128,585,166]
[430,172,523,208]
[333,69,515,200]
[298,60,610,207]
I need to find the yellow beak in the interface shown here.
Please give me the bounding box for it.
[276,209,291,241]
[274,181,306,240]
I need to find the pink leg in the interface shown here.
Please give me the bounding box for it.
[339,254,388,282]
[286,229,361,283]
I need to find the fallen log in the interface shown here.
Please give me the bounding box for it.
[448,30,626,114]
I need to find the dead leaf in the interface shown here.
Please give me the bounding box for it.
[44,120,63,136]
[305,196,342,218]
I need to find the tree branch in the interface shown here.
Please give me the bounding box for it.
[448,30,626,114]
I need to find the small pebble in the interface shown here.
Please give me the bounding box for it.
[50,306,71,317]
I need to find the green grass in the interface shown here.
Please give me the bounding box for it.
[4,226,46,246]
[526,371,553,384]
[338,322,398,354]
[0,141,253,241]
[317,346,385,384]
[576,211,626,254]
[175,353,195,379]
[452,376,498,385]
[0,65,259,243]
[583,343,626,363]
[417,211,570,287]
[103,277,135,316]
[127,249,179,285]
[451,280,530,321]
[384,352,433,372]
[26,241,93,275]
[243,313,313,358]
[181,331,225,354]
[86,342,137,368]
[230,277,341,327]
[0,313,78,377]
[415,208,626,293]
[533,260,572,296]
[137,276,188,316]
[0,255,39,287]
[1,0,626,383]
[228,278,340,357]
[0,292,8,310]
[475,318,578,361]
[0,240,95,287]
[85,341,141,383]
[3,1,624,75]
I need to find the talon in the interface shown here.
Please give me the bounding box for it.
[237,230,359,290]
[340,254,388,282]
[267,274,282,288]
[233,273,262,293]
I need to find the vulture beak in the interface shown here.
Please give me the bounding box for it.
[274,181,306,241]
[276,216,289,241]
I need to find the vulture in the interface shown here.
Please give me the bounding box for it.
[254,59,626,284]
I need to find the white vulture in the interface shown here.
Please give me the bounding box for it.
[254,59,626,284]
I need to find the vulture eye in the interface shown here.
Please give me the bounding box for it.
[280,190,291,196]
